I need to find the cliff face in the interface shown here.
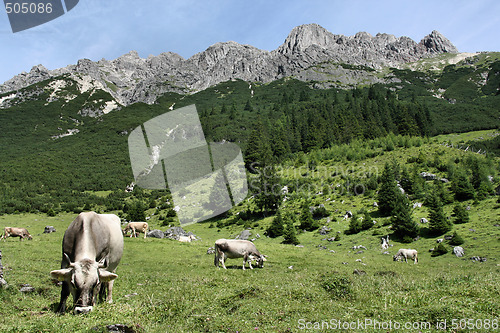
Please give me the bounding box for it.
[0,24,458,105]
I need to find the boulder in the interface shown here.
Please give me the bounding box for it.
[236,229,252,240]
[147,229,164,239]
[353,269,366,275]
[43,226,56,233]
[164,226,188,239]
[19,284,35,293]
[319,226,331,235]
[453,246,464,257]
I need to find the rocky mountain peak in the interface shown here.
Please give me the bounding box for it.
[419,30,458,53]
[1,24,461,106]
[277,23,338,55]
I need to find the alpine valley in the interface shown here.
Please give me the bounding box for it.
[0,24,499,332]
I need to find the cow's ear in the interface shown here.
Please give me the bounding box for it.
[98,269,118,282]
[50,268,73,281]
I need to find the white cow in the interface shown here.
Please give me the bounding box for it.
[381,235,390,250]
[178,234,196,242]
[214,239,267,270]
[50,212,124,314]
[393,249,418,264]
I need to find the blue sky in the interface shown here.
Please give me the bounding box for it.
[1,0,499,83]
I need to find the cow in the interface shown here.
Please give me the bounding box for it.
[381,235,390,250]
[214,239,267,270]
[178,234,196,242]
[123,222,148,239]
[393,249,418,264]
[1,227,32,241]
[50,212,124,314]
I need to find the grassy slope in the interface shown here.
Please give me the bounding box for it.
[0,133,499,332]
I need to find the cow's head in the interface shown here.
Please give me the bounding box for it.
[393,255,400,262]
[50,254,117,314]
[252,254,267,268]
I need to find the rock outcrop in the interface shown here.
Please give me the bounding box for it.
[0,24,458,106]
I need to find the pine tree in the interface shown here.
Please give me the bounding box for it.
[400,166,414,195]
[266,209,285,238]
[346,212,362,234]
[361,211,373,231]
[299,201,319,231]
[452,204,470,224]
[206,171,232,211]
[377,163,400,216]
[391,194,419,240]
[427,190,452,235]
[282,212,299,245]
[451,170,475,201]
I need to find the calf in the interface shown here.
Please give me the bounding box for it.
[1,227,32,241]
[123,222,148,239]
[393,249,418,264]
[214,239,267,270]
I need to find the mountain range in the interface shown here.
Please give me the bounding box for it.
[1,24,460,107]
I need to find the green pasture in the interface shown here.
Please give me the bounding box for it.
[0,210,498,332]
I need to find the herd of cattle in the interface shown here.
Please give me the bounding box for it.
[1,211,418,314]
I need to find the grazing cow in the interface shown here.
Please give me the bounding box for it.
[178,234,196,242]
[381,235,390,250]
[123,222,148,239]
[214,239,267,270]
[50,212,124,314]
[393,249,418,264]
[1,227,32,241]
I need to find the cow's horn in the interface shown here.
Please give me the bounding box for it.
[98,257,108,268]
[63,253,75,267]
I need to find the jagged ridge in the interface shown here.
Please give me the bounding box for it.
[0,24,458,106]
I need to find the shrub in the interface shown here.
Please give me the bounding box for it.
[452,204,470,224]
[449,231,465,246]
[320,273,352,299]
[431,243,449,257]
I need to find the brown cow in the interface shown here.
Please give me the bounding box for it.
[122,222,148,239]
[1,227,32,241]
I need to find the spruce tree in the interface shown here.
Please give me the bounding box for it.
[266,209,285,238]
[346,212,361,234]
[282,212,299,245]
[391,194,419,240]
[377,163,400,216]
[452,204,469,224]
[451,170,475,201]
[361,211,374,231]
[427,190,452,235]
[299,201,319,231]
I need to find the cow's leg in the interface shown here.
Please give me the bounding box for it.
[221,254,227,269]
[56,281,70,314]
[106,280,114,303]
[143,229,147,239]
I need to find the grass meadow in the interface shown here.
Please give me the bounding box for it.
[0,210,498,333]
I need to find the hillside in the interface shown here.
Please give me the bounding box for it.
[0,132,498,331]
